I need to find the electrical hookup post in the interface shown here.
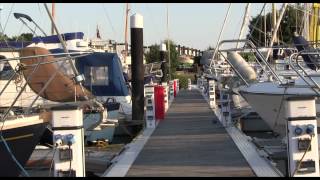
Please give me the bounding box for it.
[145,84,155,128]
[51,105,85,177]
[208,79,216,109]
[285,96,319,177]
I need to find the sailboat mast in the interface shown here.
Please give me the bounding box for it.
[51,3,55,35]
[272,3,277,43]
[166,3,171,80]
[265,3,288,61]
[264,6,267,46]
[303,3,310,41]
[309,3,319,47]
[124,3,129,63]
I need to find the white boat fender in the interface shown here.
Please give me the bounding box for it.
[227,51,257,82]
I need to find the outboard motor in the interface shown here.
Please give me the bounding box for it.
[293,34,320,71]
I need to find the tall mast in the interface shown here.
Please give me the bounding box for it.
[265,3,288,61]
[209,3,232,70]
[264,5,267,46]
[166,3,171,80]
[272,3,277,43]
[124,3,130,64]
[309,3,319,46]
[51,3,55,35]
[236,3,251,49]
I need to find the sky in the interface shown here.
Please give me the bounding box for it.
[0,3,285,50]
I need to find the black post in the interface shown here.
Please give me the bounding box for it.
[131,13,144,132]
[160,43,168,83]
[177,45,181,55]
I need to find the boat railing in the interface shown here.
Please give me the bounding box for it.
[0,51,93,97]
[211,39,285,86]
[0,51,95,120]
[288,51,320,96]
[144,62,163,78]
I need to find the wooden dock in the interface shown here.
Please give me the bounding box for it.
[125,89,255,177]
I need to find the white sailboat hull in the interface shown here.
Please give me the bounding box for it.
[238,82,319,136]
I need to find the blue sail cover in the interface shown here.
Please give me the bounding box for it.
[293,35,320,71]
[75,52,129,96]
[0,41,32,49]
[32,32,84,44]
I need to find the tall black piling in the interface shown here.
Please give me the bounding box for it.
[131,13,144,133]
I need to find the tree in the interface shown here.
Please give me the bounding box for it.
[145,44,160,63]
[0,34,9,41]
[247,5,304,47]
[8,33,34,41]
[163,39,179,76]
[0,33,33,41]
[144,39,179,78]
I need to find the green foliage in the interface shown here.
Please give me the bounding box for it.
[0,33,33,41]
[145,44,160,63]
[163,39,179,77]
[239,52,256,62]
[0,34,9,41]
[247,5,304,46]
[144,39,179,78]
[172,73,195,89]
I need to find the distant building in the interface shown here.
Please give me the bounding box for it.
[200,50,226,65]
[89,38,117,52]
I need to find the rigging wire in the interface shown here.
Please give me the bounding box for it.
[145,3,162,42]
[209,3,232,69]
[102,4,117,39]
[247,3,267,44]
[2,3,15,34]
[232,9,244,40]
[291,134,313,176]
[0,4,38,177]
[14,23,25,42]
[48,146,58,177]
[0,135,30,176]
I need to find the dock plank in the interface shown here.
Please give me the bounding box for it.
[126,89,255,177]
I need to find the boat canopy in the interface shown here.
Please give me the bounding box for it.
[75,52,129,96]
[32,32,84,44]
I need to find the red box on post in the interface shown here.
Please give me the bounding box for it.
[154,85,165,120]
[173,80,177,97]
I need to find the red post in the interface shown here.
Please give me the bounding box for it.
[173,80,177,97]
[154,85,165,120]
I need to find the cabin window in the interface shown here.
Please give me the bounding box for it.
[0,61,15,80]
[84,66,109,86]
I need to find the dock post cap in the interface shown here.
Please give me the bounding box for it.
[130,13,143,29]
[160,43,167,52]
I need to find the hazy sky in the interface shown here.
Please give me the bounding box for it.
[0,3,284,50]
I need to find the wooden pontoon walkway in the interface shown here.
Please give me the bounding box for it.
[125,89,255,177]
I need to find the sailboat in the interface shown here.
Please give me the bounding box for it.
[236,3,320,137]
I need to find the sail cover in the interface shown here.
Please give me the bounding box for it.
[75,52,129,96]
[293,35,320,71]
[19,47,93,102]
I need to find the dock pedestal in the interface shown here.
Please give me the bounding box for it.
[208,79,216,109]
[51,105,85,177]
[285,96,319,177]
